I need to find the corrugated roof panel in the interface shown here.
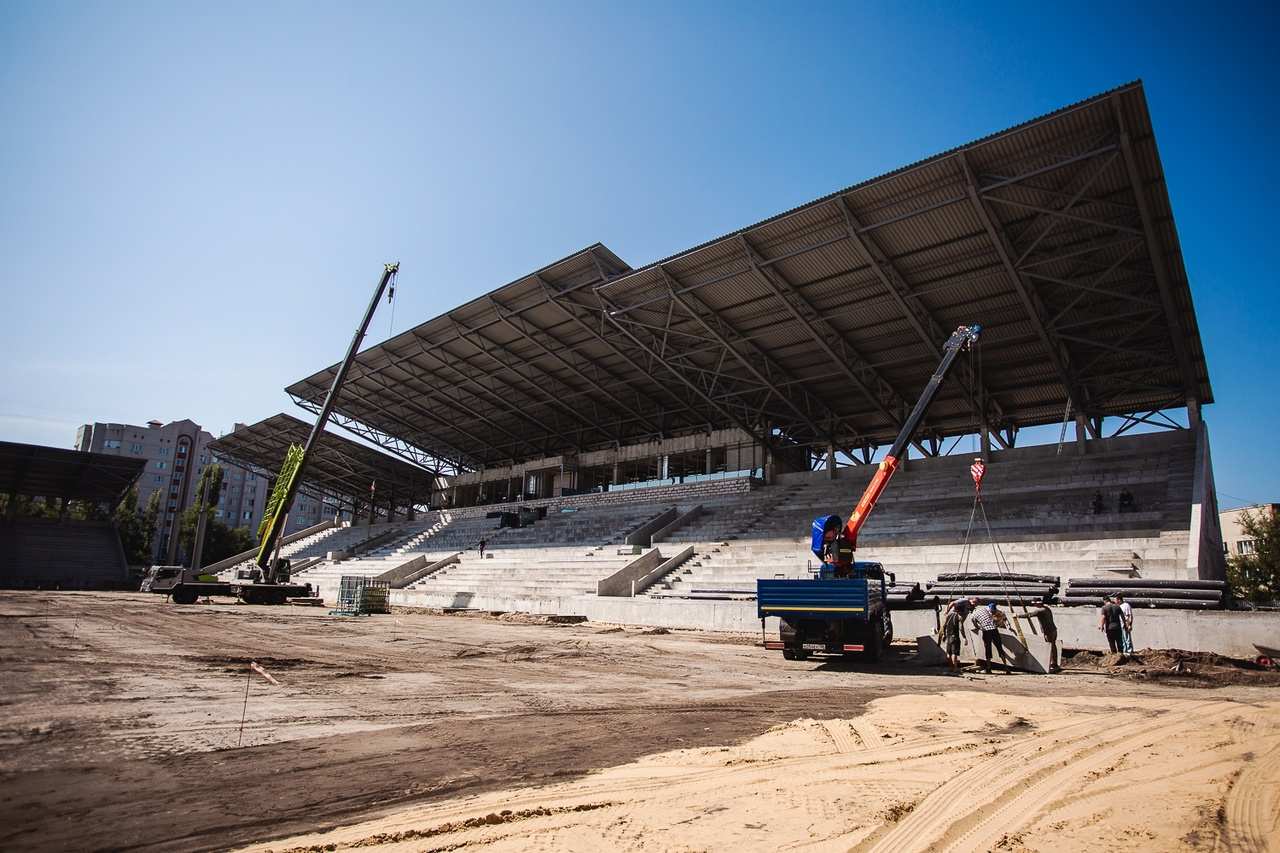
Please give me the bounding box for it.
[284,83,1210,467]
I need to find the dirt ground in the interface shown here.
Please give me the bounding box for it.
[1,592,1278,853]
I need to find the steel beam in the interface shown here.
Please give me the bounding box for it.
[737,232,903,445]
[658,265,832,441]
[834,195,1009,436]
[536,275,705,424]
[597,290,770,447]
[488,295,664,435]
[959,151,1100,440]
[1111,94,1201,405]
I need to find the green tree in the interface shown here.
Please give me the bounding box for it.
[142,490,161,560]
[1227,508,1280,605]
[179,465,244,565]
[114,486,147,564]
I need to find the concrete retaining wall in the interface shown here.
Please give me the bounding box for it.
[597,549,665,597]
[1051,608,1279,659]
[1188,422,1226,581]
[651,505,702,544]
[625,507,677,547]
[390,586,1280,660]
[378,552,461,588]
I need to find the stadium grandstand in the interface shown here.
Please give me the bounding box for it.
[0,441,144,588]
[274,81,1222,622]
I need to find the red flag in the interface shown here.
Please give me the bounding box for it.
[970,458,986,491]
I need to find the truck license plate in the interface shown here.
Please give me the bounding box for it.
[802,643,826,651]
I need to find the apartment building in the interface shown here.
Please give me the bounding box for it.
[76,419,266,560]
[1220,503,1277,559]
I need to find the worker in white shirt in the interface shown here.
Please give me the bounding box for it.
[1116,594,1134,654]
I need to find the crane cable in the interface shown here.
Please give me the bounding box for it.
[953,343,1030,649]
[387,267,399,337]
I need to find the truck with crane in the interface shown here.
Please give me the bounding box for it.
[758,324,982,661]
[142,263,400,605]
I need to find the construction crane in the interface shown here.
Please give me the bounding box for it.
[758,324,981,661]
[143,263,399,605]
[254,262,400,585]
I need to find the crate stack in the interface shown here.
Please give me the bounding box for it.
[1060,578,1226,609]
[332,575,391,616]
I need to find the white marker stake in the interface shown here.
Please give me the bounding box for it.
[250,661,280,685]
[238,661,280,747]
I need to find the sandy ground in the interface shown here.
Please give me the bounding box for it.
[1,591,1278,853]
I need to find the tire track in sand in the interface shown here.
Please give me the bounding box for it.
[856,700,1232,853]
[931,700,1243,853]
[1219,738,1280,852]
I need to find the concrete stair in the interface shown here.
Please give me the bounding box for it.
[647,430,1198,598]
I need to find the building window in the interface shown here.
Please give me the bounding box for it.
[1238,540,1258,556]
[177,445,188,455]
[243,510,251,520]
[129,443,143,454]
[156,461,167,470]
[154,475,163,484]
[103,439,122,449]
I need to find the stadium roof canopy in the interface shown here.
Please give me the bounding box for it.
[0,442,144,507]
[207,414,436,510]
[287,81,1211,472]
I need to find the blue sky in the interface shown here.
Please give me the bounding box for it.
[1,1,1276,508]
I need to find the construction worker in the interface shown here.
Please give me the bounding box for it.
[945,595,978,620]
[971,601,1010,673]
[1099,596,1125,654]
[477,538,487,559]
[1015,604,1060,673]
[941,602,963,673]
[1116,594,1134,653]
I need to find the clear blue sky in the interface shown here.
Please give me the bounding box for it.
[1,2,1276,508]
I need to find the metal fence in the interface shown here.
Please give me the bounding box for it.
[331,576,390,616]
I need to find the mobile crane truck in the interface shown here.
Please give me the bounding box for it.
[143,263,399,605]
[759,325,981,661]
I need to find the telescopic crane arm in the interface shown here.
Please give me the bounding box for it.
[842,324,981,549]
[255,263,400,582]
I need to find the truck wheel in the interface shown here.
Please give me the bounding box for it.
[171,586,198,605]
[863,623,883,663]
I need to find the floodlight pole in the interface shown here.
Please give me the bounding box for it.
[256,263,399,582]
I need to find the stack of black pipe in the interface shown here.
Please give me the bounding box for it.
[1060,578,1225,609]
[926,572,1059,606]
[887,582,938,609]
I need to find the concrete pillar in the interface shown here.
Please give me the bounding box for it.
[826,444,837,480]
[979,422,991,461]
[705,448,713,475]
[1187,396,1202,429]
[1075,413,1089,456]
[612,460,620,487]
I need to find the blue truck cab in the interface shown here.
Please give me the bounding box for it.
[757,514,893,661]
